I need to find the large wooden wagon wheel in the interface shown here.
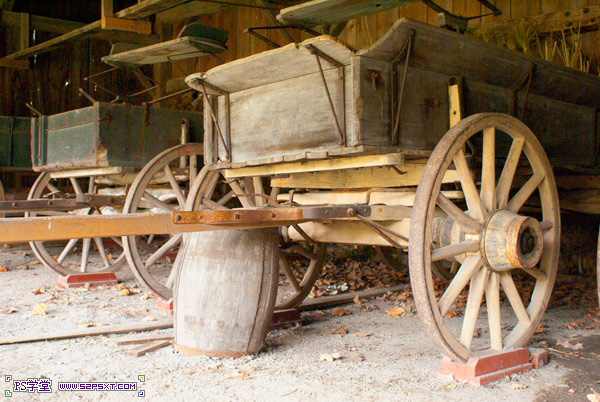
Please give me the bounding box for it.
[26,173,127,275]
[122,143,203,299]
[409,113,560,362]
[184,167,326,309]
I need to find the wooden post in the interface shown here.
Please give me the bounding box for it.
[101,0,114,18]
[19,13,29,50]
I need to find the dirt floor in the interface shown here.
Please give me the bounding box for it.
[0,244,599,402]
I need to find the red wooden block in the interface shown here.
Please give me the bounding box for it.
[270,309,302,329]
[56,273,117,288]
[438,348,534,386]
[156,298,174,314]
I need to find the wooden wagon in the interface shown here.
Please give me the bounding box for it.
[1,17,599,362]
[0,102,204,281]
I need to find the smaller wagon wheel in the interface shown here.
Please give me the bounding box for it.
[185,167,326,309]
[410,113,560,362]
[122,143,203,299]
[27,173,127,275]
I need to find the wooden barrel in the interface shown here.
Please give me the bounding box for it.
[174,229,279,357]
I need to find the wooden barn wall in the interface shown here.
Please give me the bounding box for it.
[1,0,600,117]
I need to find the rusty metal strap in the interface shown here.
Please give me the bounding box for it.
[199,81,231,161]
[173,205,371,225]
[306,44,346,146]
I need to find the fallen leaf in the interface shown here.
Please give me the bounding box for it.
[332,308,350,317]
[353,296,362,306]
[444,384,457,389]
[320,353,342,362]
[119,289,131,296]
[231,372,253,380]
[444,311,456,318]
[347,355,364,362]
[569,389,576,394]
[0,266,7,272]
[327,327,348,335]
[113,284,126,290]
[107,254,113,261]
[352,333,372,338]
[29,261,40,265]
[141,293,156,300]
[0,309,17,314]
[513,383,529,390]
[387,307,406,318]
[20,252,29,257]
[32,304,47,315]
[32,289,43,295]
[534,326,544,334]
[557,340,584,350]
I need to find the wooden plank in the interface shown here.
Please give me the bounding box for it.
[5,20,158,59]
[116,335,174,345]
[19,12,29,50]
[298,284,407,311]
[0,319,173,345]
[115,0,191,19]
[277,0,420,26]
[125,340,171,356]
[156,1,228,23]
[101,16,152,34]
[102,0,115,18]
[223,153,405,178]
[0,57,28,69]
[271,164,459,188]
[0,10,86,34]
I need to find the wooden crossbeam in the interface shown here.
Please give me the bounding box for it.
[0,10,86,34]
[0,57,28,69]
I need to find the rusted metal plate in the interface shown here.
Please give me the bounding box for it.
[0,199,85,212]
[74,194,126,208]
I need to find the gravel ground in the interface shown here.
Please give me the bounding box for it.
[0,245,598,402]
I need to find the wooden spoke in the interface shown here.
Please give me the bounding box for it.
[201,196,228,210]
[142,191,176,212]
[163,166,186,208]
[436,193,482,234]
[498,271,530,325]
[217,190,235,206]
[228,180,254,208]
[45,183,61,195]
[165,253,182,289]
[506,173,545,213]
[496,137,525,209]
[480,127,496,211]
[282,245,316,261]
[70,177,84,195]
[485,272,502,350]
[453,148,487,221]
[144,234,182,269]
[431,240,479,262]
[438,256,483,315]
[57,238,79,264]
[80,237,92,272]
[253,177,265,206]
[270,186,281,203]
[94,237,112,268]
[460,268,490,348]
[540,220,553,231]
[279,255,302,293]
[521,267,548,281]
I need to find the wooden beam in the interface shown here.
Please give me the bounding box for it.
[102,0,114,18]
[0,10,86,34]
[115,0,192,19]
[156,1,228,23]
[5,20,158,60]
[255,0,297,44]
[125,340,171,356]
[0,319,173,345]
[298,285,407,311]
[101,16,152,34]
[19,12,29,50]
[115,335,174,345]
[0,57,28,69]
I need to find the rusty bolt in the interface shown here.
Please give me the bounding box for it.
[234,213,241,219]
[47,201,53,206]
[175,214,182,222]
[270,212,276,218]
[11,202,17,207]
[108,197,114,203]
[346,208,357,217]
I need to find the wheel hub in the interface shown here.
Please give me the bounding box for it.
[480,209,544,271]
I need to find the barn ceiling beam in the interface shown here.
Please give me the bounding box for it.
[0,10,86,35]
